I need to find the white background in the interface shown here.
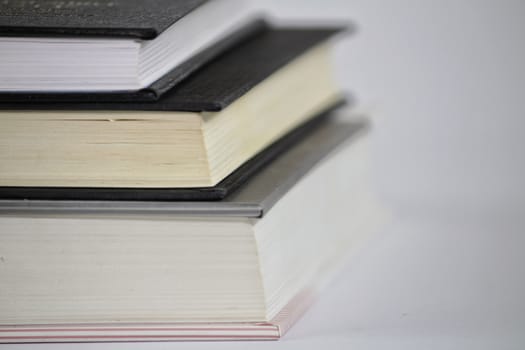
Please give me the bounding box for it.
[2,1,524,349]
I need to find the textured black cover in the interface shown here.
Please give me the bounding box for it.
[0,26,349,109]
[0,99,347,202]
[0,0,208,39]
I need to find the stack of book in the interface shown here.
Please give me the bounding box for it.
[0,0,378,343]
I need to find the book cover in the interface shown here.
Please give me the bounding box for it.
[0,0,209,38]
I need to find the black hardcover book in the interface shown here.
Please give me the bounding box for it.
[0,27,349,110]
[0,0,266,101]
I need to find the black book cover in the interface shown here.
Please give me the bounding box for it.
[0,27,350,109]
[0,0,208,38]
[0,99,347,201]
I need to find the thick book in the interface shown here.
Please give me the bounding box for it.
[0,28,346,190]
[0,118,382,342]
[0,101,346,201]
[0,0,265,100]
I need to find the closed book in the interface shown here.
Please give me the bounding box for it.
[0,0,265,100]
[0,101,346,201]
